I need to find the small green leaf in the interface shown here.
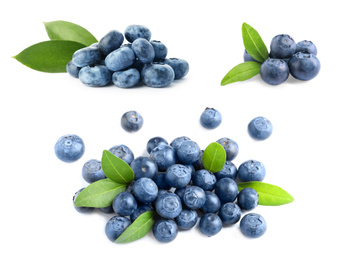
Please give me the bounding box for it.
[221,62,261,85]
[202,142,226,173]
[115,211,156,244]
[13,40,86,73]
[44,20,97,46]
[74,179,126,208]
[242,22,269,63]
[238,181,294,206]
[101,150,134,184]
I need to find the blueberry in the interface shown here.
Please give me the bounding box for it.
[200,107,222,129]
[248,116,273,140]
[153,219,178,243]
[112,68,140,88]
[105,216,131,242]
[132,38,155,64]
[260,58,289,85]
[121,110,144,133]
[193,169,217,191]
[132,177,158,204]
[201,191,221,213]
[109,144,134,165]
[98,30,124,56]
[55,134,85,163]
[82,159,106,183]
[72,46,102,67]
[141,62,175,88]
[296,40,317,55]
[155,192,182,219]
[243,49,258,62]
[175,209,198,230]
[219,202,241,225]
[146,136,168,153]
[288,52,320,81]
[130,204,154,222]
[199,213,222,237]
[150,40,168,60]
[66,60,81,78]
[79,65,112,87]
[215,177,239,203]
[163,58,189,79]
[73,188,94,213]
[216,137,239,161]
[105,47,135,72]
[182,186,206,210]
[165,164,192,188]
[238,160,266,182]
[130,156,157,180]
[112,191,137,216]
[176,140,201,164]
[215,161,237,180]
[237,188,259,211]
[153,172,171,190]
[124,25,152,43]
[150,144,177,171]
[270,34,296,59]
[240,213,267,238]
[170,136,191,151]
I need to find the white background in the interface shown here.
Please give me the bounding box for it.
[1,0,341,259]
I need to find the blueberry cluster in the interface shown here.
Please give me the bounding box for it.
[245,35,320,85]
[67,25,189,88]
[74,136,268,242]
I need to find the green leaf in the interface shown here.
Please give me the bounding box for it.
[238,181,294,206]
[44,20,97,46]
[74,179,126,208]
[242,22,268,63]
[115,211,156,244]
[221,62,261,85]
[13,40,86,73]
[202,142,226,173]
[101,150,135,184]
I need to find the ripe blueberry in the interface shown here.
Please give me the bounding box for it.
[200,107,222,129]
[105,216,131,242]
[216,137,239,161]
[238,160,266,182]
[260,58,289,85]
[55,134,85,163]
[153,219,178,243]
[199,213,222,237]
[82,159,106,183]
[248,116,273,140]
[288,52,320,81]
[121,110,144,133]
[240,213,267,238]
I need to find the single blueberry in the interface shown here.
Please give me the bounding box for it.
[150,144,177,171]
[182,185,206,210]
[105,47,135,72]
[112,68,140,88]
[215,161,237,180]
[200,107,222,129]
[105,216,131,242]
[176,140,201,164]
[240,213,267,238]
[243,49,258,62]
[199,213,222,237]
[170,136,191,151]
[109,144,134,165]
[130,204,154,222]
[141,62,175,88]
[98,30,124,56]
[72,46,102,67]
[121,110,144,133]
[238,160,266,182]
[146,136,168,153]
[82,159,106,183]
[150,40,168,60]
[73,188,94,213]
[193,169,217,191]
[132,38,155,64]
[55,134,85,163]
[66,60,81,78]
[260,58,289,85]
[248,116,273,140]
[288,52,320,81]
[124,24,152,43]
[216,137,239,161]
[296,40,317,55]
[237,188,259,211]
[79,65,111,87]
[163,58,189,79]
[112,191,137,216]
[175,209,198,230]
[165,164,192,189]
[201,191,221,213]
[132,177,158,203]
[130,156,158,180]
[219,202,241,225]
[153,172,171,190]
[270,34,296,59]
[155,192,182,219]
[153,219,178,243]
[215,177,239,203]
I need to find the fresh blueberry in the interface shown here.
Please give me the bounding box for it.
[105,47,135,72]
[72,46,102,67]
[248,116,273,140]
[66,60,81,78]
[163,58,189,79]
[130,204,153,222]
[155,192,182,219]
[240,213,267,238]
[219,202,241,225]
[130,156,158,180]
[98,30,124,56]
[201,191,221,213]
[141,62,175,88]
[296,40,317,55]
[260,58,289,85]
[112,191,137,216]
[121,110,144,133]
[243,49,258,62]
[288,52,320,81]
[150,144,177,171]
[193,169,217,191]
[165,164,192,188]
[79,65,112,87]
[237,188,259,211]
[150,40,168,60]
[175,209,198,230]
[82,159,106,183]
[270,34,296,59]
[176,140,201,164]
[146,136,168,153]
[132,177,158,204]
[170,136,191,151]
[105,216,131,242]
[153,172,171,190]
[238,160,266,182]
[153,218,178,243]
[216,137,239,161]
[199,213,222,237]
[109,144,134,165]
[200,107,222,129]
[182,185,206,210]
[131,38,155,64]
[112,68,140,88]
[215,161,237,180]
[55,134,85,163]
[73,188,94,213]
[124,25,152,43]
[215,177,239,203]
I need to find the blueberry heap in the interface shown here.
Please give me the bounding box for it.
[244,35,320,85]
[67,24,189,88]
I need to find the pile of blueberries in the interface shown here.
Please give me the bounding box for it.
[244,34,320,85]
[66,24,189,88]
[73,136,268,243]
